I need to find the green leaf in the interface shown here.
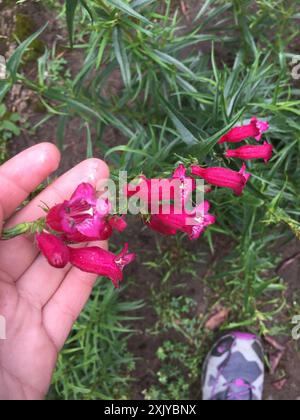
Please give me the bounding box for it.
[66,0,79,47]
[131,0,156,9]
[43,88,104,122]
[85,123,93,158]
[159,95,200,146]
[79,0,94,21]
[105,145,152,159]
[106,0,151,25]
[0,81,11,102]
[152,50,197,80]
[96,31,110,69]
[56,114,68,151]
[189,109,245,159]
[7,23,47,82]
[0,103,7,117]
[195,0,213,20]
[113,27,131,88]
[2,120,21,136]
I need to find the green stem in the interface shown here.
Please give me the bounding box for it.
[1,217,46,240]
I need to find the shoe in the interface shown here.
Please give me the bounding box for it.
[202,332,265,400]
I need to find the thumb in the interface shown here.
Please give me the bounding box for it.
[0,202,3,236]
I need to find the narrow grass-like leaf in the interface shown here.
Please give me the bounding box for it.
[56,114,68,151]
[195,0,214,20]
[43,88,104,122]
[66,0,79,47]
[153,50,197,80]
[7,23,47,82]
[96,31,110,69]
[189,109,245,159]
[113,27,131,88]
[159,95,199,146]
[105,145,152,159]
[85,123,93,158]
[131,0,156,9]
[79,0,94,21]
[0,81,11,102]
[106,0,151,25]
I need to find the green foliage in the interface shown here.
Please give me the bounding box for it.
[145,283,208,400]
[144,340,195,400]
[5,23,47,87]
[13,14,45,63]
[0,104,20,163]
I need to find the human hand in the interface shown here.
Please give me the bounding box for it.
[0,143,109,400]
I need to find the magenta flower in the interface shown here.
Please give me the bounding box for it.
[226,142,273,163]
[36,232,70,268]
[147,201,215,240]
[191,164,251,196]
[219,117,269,144]
[172,164,187,179]
[171,164,196,207]
[46,183,126,242]
[108,215,128,232]
[125,175,153,203]
[126,164,195,209]
[69,244,136,288]
[37,231,135,287]
[189,201,216,240]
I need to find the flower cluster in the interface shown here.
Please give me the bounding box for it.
[126,117,271,241]
[126,165,215,240]
[191,117,271,196]
[2,116,271,288]
[37,183,135,288]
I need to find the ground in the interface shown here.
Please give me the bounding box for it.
[1,0,300,400]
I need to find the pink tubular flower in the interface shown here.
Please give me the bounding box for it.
[147,201,215,240]
[108,215,127,232]
[191,164,251,196]
[126,164,195,209]
[171,164,196,207]
[46,183,126,242]
[36,232,70,268]
[225,142,273,163]
[69,244,136,288]
[125,175,153,203]
[189,201,216,240]
[219,117,269,144]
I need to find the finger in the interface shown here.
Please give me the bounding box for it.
[17,239,107,309]
[42,243,108,350]
[0,143,61,219]
[17,255,72,309]
[0,159,109,282]
[0,202,3,236]
[0,143,60,283]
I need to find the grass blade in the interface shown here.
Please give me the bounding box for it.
[7,23,47,82]
[113,27,131,88]
[66,0,79,47]
[106,0,151,25]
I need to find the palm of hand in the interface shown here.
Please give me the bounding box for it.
[0,144,109,400]
[0,279,57,399]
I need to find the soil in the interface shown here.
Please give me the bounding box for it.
[1,0,300,401]
[123,222,300,400]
